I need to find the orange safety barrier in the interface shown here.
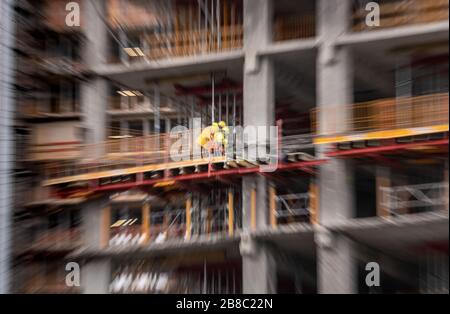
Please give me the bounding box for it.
[274,15,315,41]
[42,129,213,181]
[145,25,244,60]
[311,93,449,136]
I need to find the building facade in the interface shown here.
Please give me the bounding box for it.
[1,0,448,293]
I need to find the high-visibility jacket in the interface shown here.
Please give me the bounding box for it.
[214,126,229,146]
[197,124,229,148]
[197,125,217,148]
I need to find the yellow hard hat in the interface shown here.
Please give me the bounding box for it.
[211,123,219,132]
[218,121,226,128]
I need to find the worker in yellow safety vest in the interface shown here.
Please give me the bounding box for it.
[197,121,230,156]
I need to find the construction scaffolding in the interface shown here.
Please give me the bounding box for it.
[7,0,449,295]
[312,93,449,145]
[381,182,449,215]
[109,258,241,294]
[108,0,244,62]
[106,185,242,247]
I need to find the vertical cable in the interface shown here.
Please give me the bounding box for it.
[211,73,215,124]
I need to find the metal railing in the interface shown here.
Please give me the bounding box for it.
[109,225,146,247]
[282,134,314,154]
[311,93,449,136]
[380,182,449,214]
[149,209,187,242]
[144,25,243,60]
[275,193,311,223]
[41,125,317,183]
[353,0,449,32]
[43,129,214,181]
[274,15,315,41]
[107,0,243,61]
[110,264,240,294]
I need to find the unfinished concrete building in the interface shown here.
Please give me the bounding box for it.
[1,0,448,293]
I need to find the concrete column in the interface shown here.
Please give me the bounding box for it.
[242,176,270,229]
[242,170,276,293]
[444,160,448,211]
[82,259,111,294]
[317,0,353,135]
[81,197,110,250]
[316,228,357,294]
[243,0,274,129]
[242,0,275,229]
[376,166,391,217]
[81,196,111,294]
[318,159,355,224]
[118,29,129,65]
[166,117,172,132]
[0,0,15,294]
[241,0,276,294]
[241,176,277,293]
[81,0,108,158]
[316,0,357,294]
[241,236,277,294]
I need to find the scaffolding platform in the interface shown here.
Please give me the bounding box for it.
[43,156,227,186]
[312,93,449,150]
[314,124,449,145]
[45,158,325,199]
[326,138,448,158]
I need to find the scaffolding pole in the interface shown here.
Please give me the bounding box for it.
[101,206,111,248]
[269,186,277,228]
[142,203,151,243]
[186,195,192,239]
[228,189,234,236]
[250,187,257,231]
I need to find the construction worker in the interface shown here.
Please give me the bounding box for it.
[197,121,230,156]
[215,121,230,152]
[197,122,219,151]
